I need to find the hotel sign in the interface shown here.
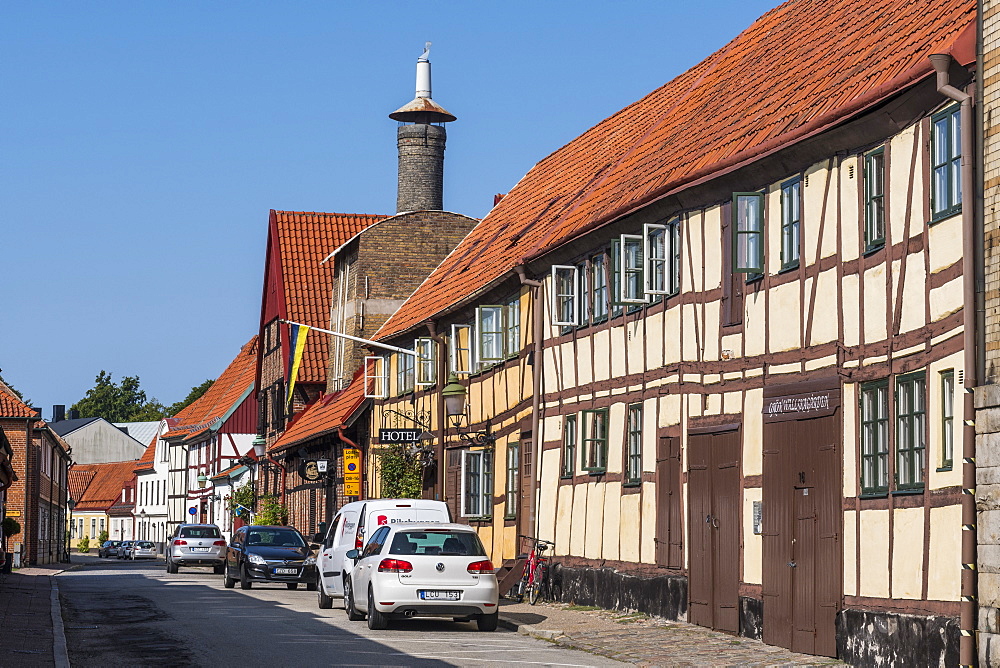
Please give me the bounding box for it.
[378,428,423,444]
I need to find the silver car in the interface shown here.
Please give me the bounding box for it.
[129,540,157,560]
[165,524,226,574]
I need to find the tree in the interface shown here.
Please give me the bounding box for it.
[97,530,108,545]
[78,537,90,553]
[167,379,214,416]
[71,371,168,423]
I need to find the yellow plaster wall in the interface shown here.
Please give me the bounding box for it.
[862,265,888,343]
[841,273,861,348]
[842,383,858,497]
[890,507,924,599]
[745,289,766,357]
[619,492,642,562]
[602,482,622,560]
[743,487,763,584]
[664,306,681,365]
[682,304,700,361]
[539,448,561,543]
[859,509,890,598]
[887,126,918,242]
[626,319,647,374]
[768,282,801,352]
[809,269,839,346]
[743,389,763,477]
[843,510,858,596]
[584,482,605,559]
[555,484,574,555]
[898,253,927,335]
[606,402,626,474]
[591,329,611,381]
[840,155,860,262]
[927,504,961,601]
[644,311,665,371]
[930,277,963,323]
[641,482,657,563]
[569,483,588,556]
[928,215,964,274]
[701,208,723,292]
[609,326,627,379]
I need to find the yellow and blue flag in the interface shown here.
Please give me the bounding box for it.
[286,323,310,408]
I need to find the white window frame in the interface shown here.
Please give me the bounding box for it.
[415,338,436,386]
[476,306,505,367]
[363,355,388,399]
[450,323,474,375]
[505,296,521,356]
[460,449,492,518]
[644,223,668,296]
[620,234,648,304]
[551,265,579,326]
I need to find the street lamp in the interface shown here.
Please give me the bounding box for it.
[197,473,208,489]
[441,374,497,447]
[252,435,266,458]
[66,497,76,559]
[139,509,146,541]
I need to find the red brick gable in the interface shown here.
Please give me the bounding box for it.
[374,0,975,341]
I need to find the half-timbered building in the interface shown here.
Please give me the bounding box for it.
[367,0,976,663]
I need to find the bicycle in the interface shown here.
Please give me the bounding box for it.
[513,535,554,605]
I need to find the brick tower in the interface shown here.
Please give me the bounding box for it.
[390,43,456,213]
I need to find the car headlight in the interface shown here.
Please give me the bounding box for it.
[304,556,316,566]
[247,553,266,565]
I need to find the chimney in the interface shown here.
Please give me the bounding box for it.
[53,405,65,423]
[69,409,80,420]
[389,42,456,213]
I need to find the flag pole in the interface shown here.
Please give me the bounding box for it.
[278,319,417,356]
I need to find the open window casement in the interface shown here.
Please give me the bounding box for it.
[476,306,505,367]
[620,234,648,304]
[733,192,765,273]
[363,355,388,399]
[415,338,436,386]
[644,223,668,295]
[550,265,579,326]
[450,323,474,374]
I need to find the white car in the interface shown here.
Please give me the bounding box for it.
[343,523,499,631]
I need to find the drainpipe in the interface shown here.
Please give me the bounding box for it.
[929,52,977,667]
[338,427,364,501]
[515,266,544,539]
[426,321,448,504]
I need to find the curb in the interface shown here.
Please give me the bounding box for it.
[498,616,565,641]
[49,576,70,668]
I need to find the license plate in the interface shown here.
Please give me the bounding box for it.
[275,568,297,575]
[419,590,461,601]
[190,547,209,552]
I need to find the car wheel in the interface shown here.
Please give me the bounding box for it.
[317,583,334,609]
[223,567,236,589]
[477,611,499,632]
[213,565,225,575]
[166,560,178,575]
[344,579,364,621]
[366,586,389,630]
[239,565,253,590]
[286,583,299,590]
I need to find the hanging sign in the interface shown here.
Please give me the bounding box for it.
[298,461,322,482]
[378,428,422,444]
[343,448,361,496]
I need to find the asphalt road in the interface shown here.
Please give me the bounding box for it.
[57,557,625,667]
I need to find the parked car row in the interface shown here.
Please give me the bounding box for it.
[97,539,158,560]
[136,499,499,633]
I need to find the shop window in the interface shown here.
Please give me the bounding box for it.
[461,449,493,518]
[581,409,609,473]
[931,105,962,222]
[780,177,801,269]
[864,147,885,249]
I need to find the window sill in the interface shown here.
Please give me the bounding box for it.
[585,468,607,476]
[778,263,799,275]
[464,515,492,522]
[745,273,764,284]
[930,206,962,226]
[560,474,575,480]
[859,491,888,499]
[623,481,642,488]
[936,465,954,473]
[863,243,885,257]
[892,487,924,496]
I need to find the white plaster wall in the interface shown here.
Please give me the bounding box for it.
[859,509,890,598]
[927,504,962,601]
[887,126,918,242]
[570,483,588,556]
[769,283,801,352]
[609,326,626,379]
[841,273,861,348]
[930,276,963,323]
[555,484,574,555]
[682,304,700,361]
[591,329,611,382]
[607,402,626,474]
[641,481,657,563]
[809,269,839,346]
[644,311,665,371]
[891,507,924,599]
[745,288,766,357]
[743,487,763,584]
[664,306,681,365]
[539,448,561,544]
[703,302,721,361]
[840,155,861,262]
[842,384,858,497]
[928,215,964,274]
[626,319,646,374]
[602,481,622,560]
[620,492,641,562]
[584,482,605,559]
[898,253,927,335]
[863,265,888,343]
[743,389,763,478]
[843,510,858,596]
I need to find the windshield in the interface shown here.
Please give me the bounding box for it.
[179,527,221,539]
[389,530,486,557]
[246,529,305,547]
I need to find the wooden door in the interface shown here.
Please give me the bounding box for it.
[792,487,817,654]
[655,436,683,568]
[687,430,740,634]
[517,436,533,539]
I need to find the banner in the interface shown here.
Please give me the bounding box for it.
[286,323,310,408]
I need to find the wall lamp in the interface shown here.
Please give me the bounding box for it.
[441,373,497,448]
[197,473,208,489]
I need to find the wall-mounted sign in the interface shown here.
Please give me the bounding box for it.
[762,378,841,423]
[298,461,322,482]
[379,428,422,444]
[188,507,197,516]
[343,448,361,496]
[316,459,329,473]
[752,501,763,535]
[5,510,21,517]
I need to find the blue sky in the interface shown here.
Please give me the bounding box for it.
[2,0,780,416]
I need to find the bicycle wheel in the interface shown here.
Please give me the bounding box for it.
[528,563,546,605]
[528,582,540,605]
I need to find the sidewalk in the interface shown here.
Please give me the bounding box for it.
[0,559,80,667]
[497,600,843,667]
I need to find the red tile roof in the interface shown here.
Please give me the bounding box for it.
[163,338,258,443]
[71,461,137,512]
[272,211,387,384]
[0,380,37,419]
[269,370,367,453]
[375,0,975,341]
[68,467,96,502]
[134,434,157,473]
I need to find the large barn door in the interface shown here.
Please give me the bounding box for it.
[687,429,740,634]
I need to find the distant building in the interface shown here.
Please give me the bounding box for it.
[50,416,145,464]
[67,460,135,550]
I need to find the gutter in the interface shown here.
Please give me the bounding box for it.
[515,266,545,540]
[929,52,977,668]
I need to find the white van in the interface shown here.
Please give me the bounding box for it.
[315,498,450,608]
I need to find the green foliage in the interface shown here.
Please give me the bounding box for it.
[255,495,288,526]
[97,530,108,544]
[71,370,168,423]
[379,446,423,499]
[226,483,257,518]
[78,536,90,553]
[167,379,214,417]
[1,517,21,537]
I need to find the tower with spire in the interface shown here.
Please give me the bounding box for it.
[390,43,456,213]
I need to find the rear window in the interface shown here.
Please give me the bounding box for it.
[246,529,305,547]
[389,530,486,557]
[136,541,154,548]
[179,527,221,539]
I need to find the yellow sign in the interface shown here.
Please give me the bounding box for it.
[343,448,361,496]
[5,510,20,517]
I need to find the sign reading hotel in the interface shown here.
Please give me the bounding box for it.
[378,428,422,444]
[343,447,361,496]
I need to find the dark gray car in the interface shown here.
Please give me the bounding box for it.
[165,524,226,574]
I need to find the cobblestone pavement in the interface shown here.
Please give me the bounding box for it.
[498,600,844,667]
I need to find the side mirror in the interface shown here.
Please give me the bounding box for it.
[312,532,323,543]
[309,543,320,550]
[345,549,360,560]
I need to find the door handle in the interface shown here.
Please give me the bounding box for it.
[787,561,797,568]
[712,517,719,529]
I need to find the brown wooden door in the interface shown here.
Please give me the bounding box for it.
[655,436,683,569]
[762,414,840,657]
[517,436,533,539]
[687,430,740,634]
